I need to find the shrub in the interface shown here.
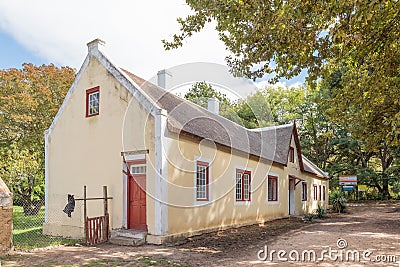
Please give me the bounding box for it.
[303,213,316,222]
[316,205,326,218]
[330,190,346,213]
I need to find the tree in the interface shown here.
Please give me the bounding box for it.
[184,81,242,124]
[0,145,44,215]
[164,0,400,147]
[0,63,75,214]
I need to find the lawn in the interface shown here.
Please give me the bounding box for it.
[12,206,80,250]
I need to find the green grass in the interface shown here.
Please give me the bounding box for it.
[12,206,81,250]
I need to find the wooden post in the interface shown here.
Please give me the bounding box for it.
[84,185,87,244]
[103,186,108,216]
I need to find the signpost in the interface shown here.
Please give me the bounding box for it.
[339,175,358,199]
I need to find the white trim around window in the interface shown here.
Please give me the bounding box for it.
[234,165,253,206]
[266,172,280,204]
[194,156,212,206]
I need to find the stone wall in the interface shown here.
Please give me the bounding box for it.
[0,178,13,255]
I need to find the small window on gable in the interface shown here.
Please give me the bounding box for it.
[268,175,278,202]
[86,86,100,117]
[289,147,295,163]
[302,182,307,201]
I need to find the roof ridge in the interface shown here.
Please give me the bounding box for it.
[249,123,293,131]
[121,69,259,133]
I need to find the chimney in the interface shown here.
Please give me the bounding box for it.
[207,97,220,115]
[87,38,105,53]
[157,69,172,89]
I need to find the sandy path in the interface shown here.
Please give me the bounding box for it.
[2,201,399,266]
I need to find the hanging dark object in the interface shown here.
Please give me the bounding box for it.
[63,194,75,217]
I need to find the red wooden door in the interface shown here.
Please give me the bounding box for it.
[128,172,147,230]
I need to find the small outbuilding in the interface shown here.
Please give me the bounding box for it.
[0,177,13,254]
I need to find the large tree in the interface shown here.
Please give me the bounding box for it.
[164,0,400,147]
[0,63,75,214]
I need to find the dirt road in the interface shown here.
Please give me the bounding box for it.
[2,201,399,266]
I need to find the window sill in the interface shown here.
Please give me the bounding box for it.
[234,200,252,206]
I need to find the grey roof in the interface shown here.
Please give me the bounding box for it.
[302,156,329,178]
[123,70,327,179]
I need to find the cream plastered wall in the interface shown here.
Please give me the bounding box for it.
[44,56,156,238]
[165,131,328,236]
[285,135,328,215]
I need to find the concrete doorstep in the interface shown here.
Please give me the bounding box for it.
[109,229,147,247]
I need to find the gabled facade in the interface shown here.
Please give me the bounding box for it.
[44,39,329,244]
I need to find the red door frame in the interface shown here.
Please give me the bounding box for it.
[126,159,147,231]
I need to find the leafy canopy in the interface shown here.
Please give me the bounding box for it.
[164,0,400,148]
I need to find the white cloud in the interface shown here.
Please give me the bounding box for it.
[0,0,228,79]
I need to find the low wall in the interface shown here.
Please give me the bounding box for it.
[0,178,13,255]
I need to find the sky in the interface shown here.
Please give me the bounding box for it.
[0,1,306,90]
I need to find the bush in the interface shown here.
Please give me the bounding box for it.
[303,213,316,222]
[316,205,326,218]
[330,190,346,213]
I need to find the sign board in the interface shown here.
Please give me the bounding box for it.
[339,175,357,185]
[358,185,367,192]
[343,185,355,192]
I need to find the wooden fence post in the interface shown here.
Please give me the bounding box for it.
[103,186,108,216]
[84,185,87,244]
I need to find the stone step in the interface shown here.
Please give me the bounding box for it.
[111,229,147,239]
[109,236,145,246]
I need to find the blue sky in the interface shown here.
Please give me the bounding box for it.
[0,31,47,69]
[0,1,306,89]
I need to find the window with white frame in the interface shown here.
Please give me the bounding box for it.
[302,182,307,201]
[268,175,278,201]
[236,169,251,201]
[86,87,100,117]
[196,161,209,200]
[322,185,326,201]
[130,165,146,174]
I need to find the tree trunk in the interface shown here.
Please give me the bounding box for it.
[22,196,44,216]
[378,146,394,200]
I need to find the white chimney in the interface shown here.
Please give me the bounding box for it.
[87,38,105,53]
[207,97,220,115]
[157,69,172,89]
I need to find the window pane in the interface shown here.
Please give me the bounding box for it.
[268,176,277,201]
[88,92,99,115]
[196,165,207,199]
[236,172,242,200]
[131,165,146,174]
[243,174,249,200]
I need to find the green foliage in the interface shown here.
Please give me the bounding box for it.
[315,205,326,219]
[0,63,75,149]
[184,81,242,124]
[165,0,400,183]
[303,213,316,223]
[12,206,79,250]
[330,190,347,213]
[0,145,44,215]
[235,91,274,128]
[0,63,75,214]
